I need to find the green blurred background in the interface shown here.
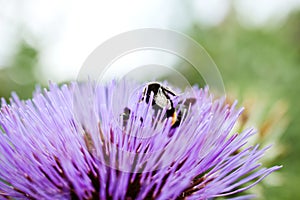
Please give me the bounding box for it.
[0,1,299,199]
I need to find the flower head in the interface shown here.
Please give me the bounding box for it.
[0,80,280,199]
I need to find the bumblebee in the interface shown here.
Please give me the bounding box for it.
[121,82,195,129]
[141,82,180,128]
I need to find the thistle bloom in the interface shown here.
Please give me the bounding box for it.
[0,80,280,200]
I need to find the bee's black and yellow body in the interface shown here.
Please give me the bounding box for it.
[121,82,194,130]
[142,82,181,128]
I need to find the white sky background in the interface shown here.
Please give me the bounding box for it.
[0,0,300,83]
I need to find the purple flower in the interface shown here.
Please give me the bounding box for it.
[0,80,280,200]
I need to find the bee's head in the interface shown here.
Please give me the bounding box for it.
[141,82,161,104]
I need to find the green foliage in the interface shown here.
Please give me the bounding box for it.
[185,11,300,199]
[0,40,41,100]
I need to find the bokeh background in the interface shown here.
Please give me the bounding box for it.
[1,0,299,199]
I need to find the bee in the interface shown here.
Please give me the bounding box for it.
[121,82,196,129]
[141,82,180,128]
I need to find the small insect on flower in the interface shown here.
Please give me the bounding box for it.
[142,82,181,128]
[121,82,196,129]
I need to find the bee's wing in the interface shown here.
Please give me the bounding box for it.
[175,97,197,120]
[168,98,197,129]
[182,98,197,107]
[176,98,197,110]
